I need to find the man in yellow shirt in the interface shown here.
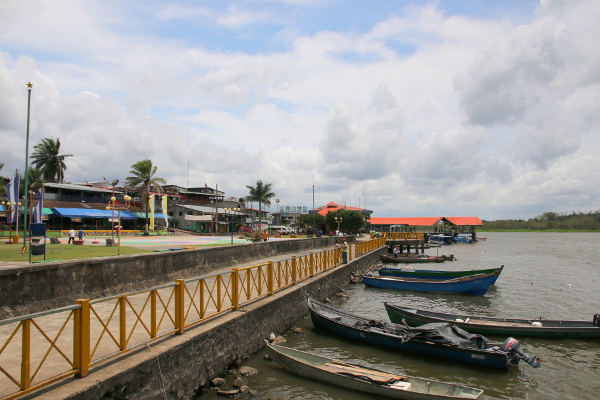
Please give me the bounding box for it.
[342,238,348,264]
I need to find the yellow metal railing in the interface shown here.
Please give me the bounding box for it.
[0,237,385,399]
[385,232,425,240]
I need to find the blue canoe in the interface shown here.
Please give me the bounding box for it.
[307,297,540,370]
[378,265,503,283]
[362,272,499,295]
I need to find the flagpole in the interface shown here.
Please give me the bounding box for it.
[22,82,33,257]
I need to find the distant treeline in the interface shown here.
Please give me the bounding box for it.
[482,210,600,231]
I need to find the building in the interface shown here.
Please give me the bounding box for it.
[368,216,483,235]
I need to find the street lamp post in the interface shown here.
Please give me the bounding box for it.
[335,217,343,233]
[224,207,240,245]
[106,195,131,255]
[1,201,21,243]
[275,199,280,226]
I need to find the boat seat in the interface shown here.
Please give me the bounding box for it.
[321,363,400,384]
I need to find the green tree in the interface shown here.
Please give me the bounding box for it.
[19,167,44,194]
[245,180,276,221]
[296,212,325,232]
[30,137,73,183]
[125,159,167,235]
[325,209,367,234]
[0,163,6,200]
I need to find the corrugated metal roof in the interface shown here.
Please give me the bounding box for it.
[368,216,483,226]
[44,183,114,193]
[444,217,483,226]
[369,217,442,226]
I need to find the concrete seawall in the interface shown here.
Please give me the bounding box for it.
[0,237,349,319]
[31,247,385,400]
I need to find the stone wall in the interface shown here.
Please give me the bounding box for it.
[38,247,385,400]
[0,236,353,319]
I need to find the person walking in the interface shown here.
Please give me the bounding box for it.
[68,228,75,244]
[342,238,348,264]
[78,228,84,242]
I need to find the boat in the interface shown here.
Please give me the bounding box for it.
[378,265,503,283]
[266,344,485,399]
[428,235,453,245]
[477,237,487,241]
[307,297,540,370]
[384,303,600,339]
[455,235,475,244]
[379,254,445,264]
[362,272,500,295]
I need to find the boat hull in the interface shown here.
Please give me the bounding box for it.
[385,303,600,339]
[380,255,445,263]
[378,266,503,283]
[308,298,517,370]
[363,273,498,295]
[266,344,484,399]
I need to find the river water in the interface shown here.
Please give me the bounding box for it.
[198,232,599,399]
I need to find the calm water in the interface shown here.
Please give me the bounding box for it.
[198,233,600,399]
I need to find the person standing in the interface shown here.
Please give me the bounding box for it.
[393,245,401,258]
[78,228,84,242]
[342,238,348,264]
[263,230,268,242]
[68,228,75,244]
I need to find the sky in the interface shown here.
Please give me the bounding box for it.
[1,0,600,220]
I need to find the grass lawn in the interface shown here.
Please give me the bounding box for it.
[0,243,152,262]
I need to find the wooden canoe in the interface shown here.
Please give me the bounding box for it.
[363,272,500,295]
[379,254,445,263]
[378,265,503,283]
[307,297,534,370]
[384,303,600,339]
[266,344,484,399]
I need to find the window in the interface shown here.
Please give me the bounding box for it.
[178,211,182,216]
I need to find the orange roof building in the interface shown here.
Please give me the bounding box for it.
[310,202,373,217]
[368,216,482,231]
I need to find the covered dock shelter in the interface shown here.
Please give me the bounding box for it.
[368,216,483,236]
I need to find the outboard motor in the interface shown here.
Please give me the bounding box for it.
[593,314,600,327]
[501,337,541,368]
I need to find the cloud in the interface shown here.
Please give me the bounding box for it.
[1,1,600,220]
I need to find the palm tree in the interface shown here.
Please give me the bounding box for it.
[125,159,167,235]
[245,180,276,227]
[0,163,6,200]
[19,167,44,195]
[30,137,73,183]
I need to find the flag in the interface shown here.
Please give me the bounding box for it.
[6,174,19,225]
[149,194,155,230]
[161,195,169,228]
[33,189,43,223]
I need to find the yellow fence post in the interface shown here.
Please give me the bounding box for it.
[175,279,185,335]
[74,299,90,378]
[151,290,157,338]
[21,319,31,390]
[309,253,314,277]
[291,256,297,284]
[119,297,127,351]
[268,261,274,295]
[232,269,239,310]
[349,244,353,261]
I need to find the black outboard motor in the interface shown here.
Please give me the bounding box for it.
[501,337,541,368]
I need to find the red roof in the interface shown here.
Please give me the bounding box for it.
[368,216,482,226]
[368,217,442,226]
[443,217,483,226]
[313,202,369,216]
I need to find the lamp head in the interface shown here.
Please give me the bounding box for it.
[124,195,132,202]
[105,206,111,211]
[111,196,116,202]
